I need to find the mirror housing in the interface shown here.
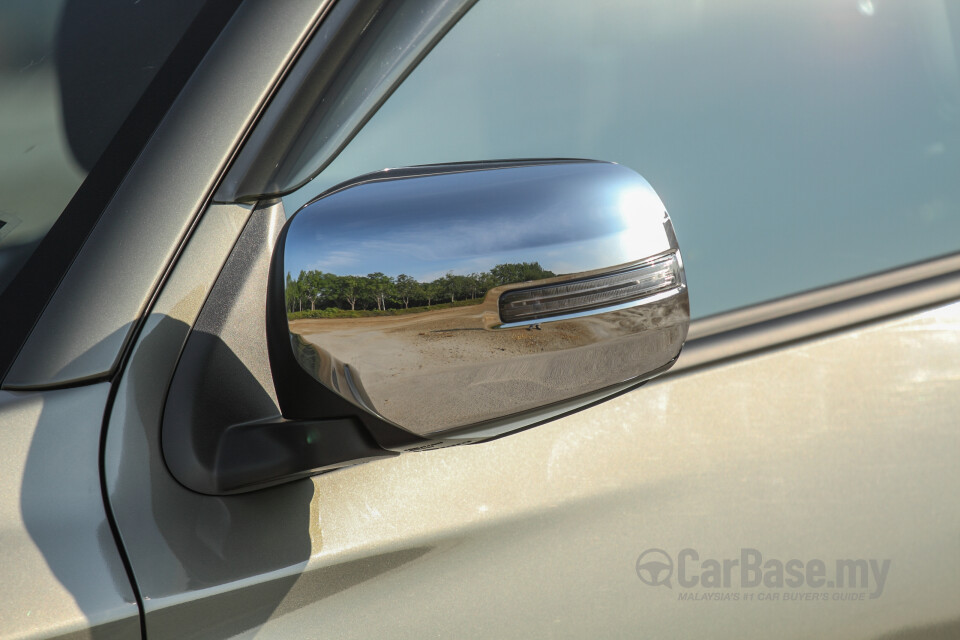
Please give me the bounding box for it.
[273,159,688,441]
[163,160,689,495]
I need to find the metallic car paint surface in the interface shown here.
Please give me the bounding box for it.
[103,202,314,638]
[4,1,957,638]
[264,300,960,639]
[0,384,139,639]
[103,175,960,637]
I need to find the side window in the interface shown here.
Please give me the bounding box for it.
[0,1,204,295]
[283,0,960,319]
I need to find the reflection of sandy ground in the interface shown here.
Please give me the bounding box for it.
[290,295,687,436]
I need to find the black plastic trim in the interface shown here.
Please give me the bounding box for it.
[212,417,397,494]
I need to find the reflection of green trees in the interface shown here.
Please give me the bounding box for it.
[285,262,555,313]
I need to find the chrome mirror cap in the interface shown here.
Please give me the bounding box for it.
[277,160,689,438]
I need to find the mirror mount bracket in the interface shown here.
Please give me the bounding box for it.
[164,160,689,495]
[162,201,438,495]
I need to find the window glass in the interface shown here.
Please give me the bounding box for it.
[283,0,960,318]
[0,0,204,295]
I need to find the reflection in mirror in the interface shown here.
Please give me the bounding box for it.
[279,160,689,438]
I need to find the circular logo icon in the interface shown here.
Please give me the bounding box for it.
[636,548,673,588]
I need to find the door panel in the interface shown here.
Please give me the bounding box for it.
[0,384,139,639]
[257,301,960,639]
[106,193,960,638]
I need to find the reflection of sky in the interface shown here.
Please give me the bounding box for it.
[283,0,960,318]
[284,163,670,281]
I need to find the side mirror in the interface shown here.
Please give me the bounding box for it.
[274,159,688,439]
[164,159,689,494]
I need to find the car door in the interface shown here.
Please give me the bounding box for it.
[4,0,960,638]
